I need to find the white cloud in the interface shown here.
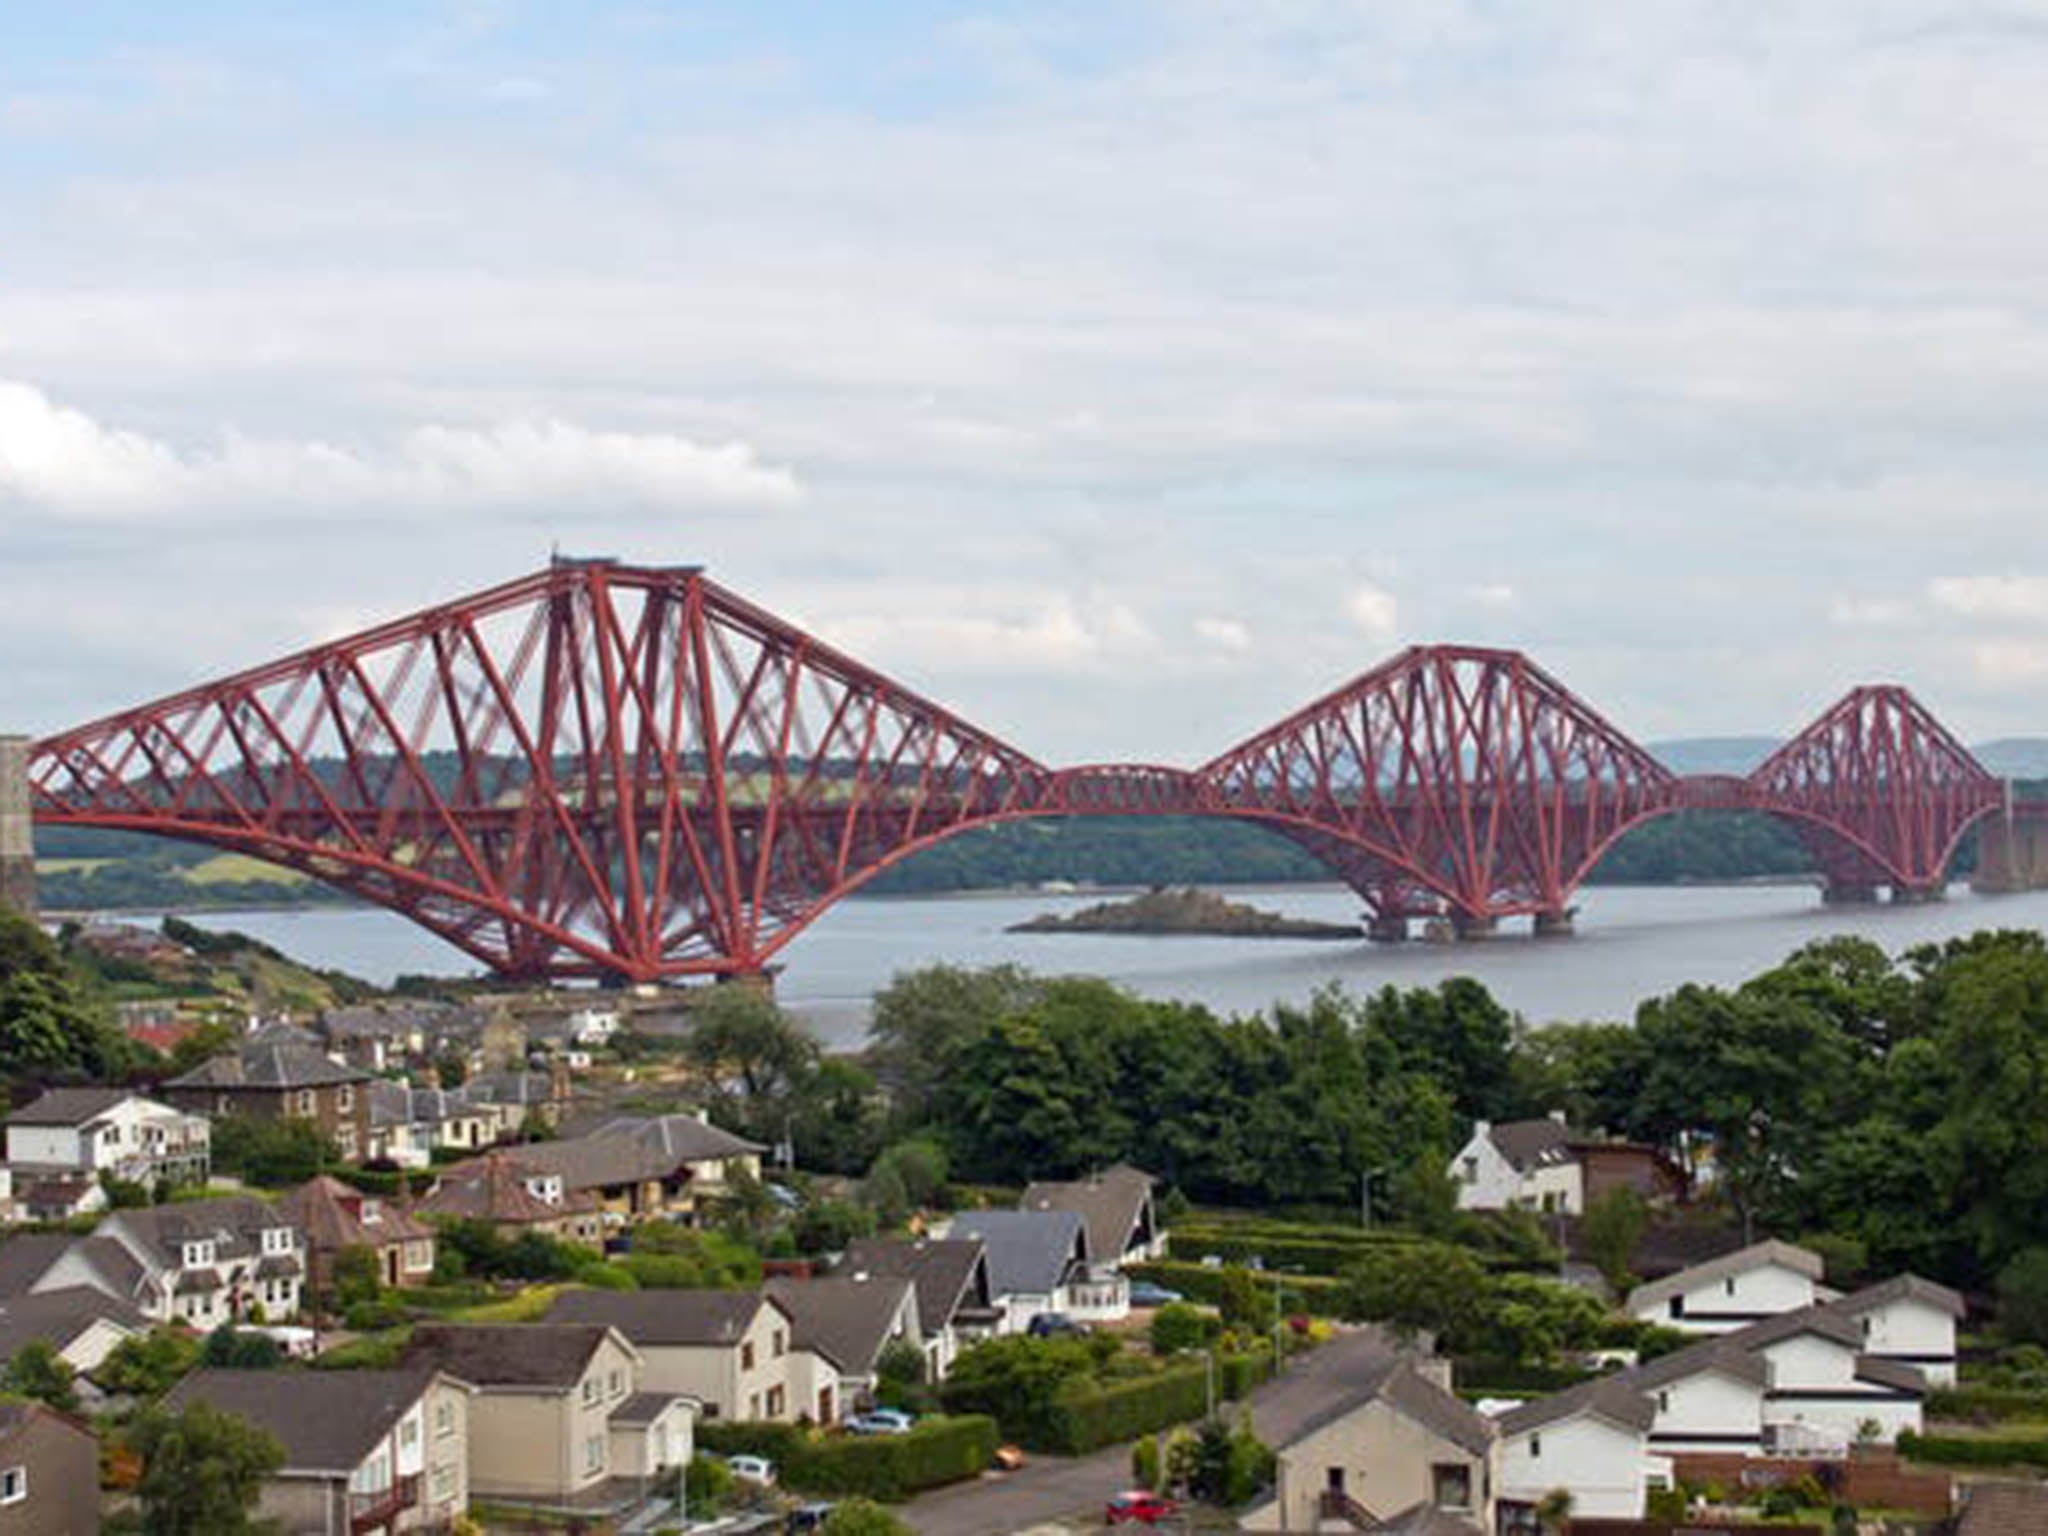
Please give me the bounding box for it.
[1346,582,1399,641]
[1194,616,1252,651]
[1828,596,1917,628]
[1929,575,2048,625]
[0,379,799,522]
[1971,640,2048,687]
[1466,583,1516,608]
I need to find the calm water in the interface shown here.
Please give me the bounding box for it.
[158,882,2048,1051]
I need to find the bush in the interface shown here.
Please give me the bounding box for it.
[685,1452,735,1512]
[1898,1428,2048,1468]
[2001,1248,2048,1346]
[1125,1262,1346,1317]
[1048,1364,1208,1455]
[697,1416,998,1499]
[1150,1302,1220,1355]
[1132,1433,1160,1491]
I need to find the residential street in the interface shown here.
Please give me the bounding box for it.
[901,1327,1396,1536]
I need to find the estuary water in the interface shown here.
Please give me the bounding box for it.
[161,881,2048,1052]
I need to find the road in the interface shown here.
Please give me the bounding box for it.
[901,1328,1397,1536]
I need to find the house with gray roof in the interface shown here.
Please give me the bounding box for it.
[509,1112,763,1226]
[83,1194,306,1326]
[943,1209,1094,1332]
[766,1274,921,1421]
[0,1398,101,1536]
[840,1236,1001,1377]
[1450,1114,1679,1218]
[169,1365,476,1534]
[1020,1164,1165,1269]
[1814,1273,1967,1386]
[545,1289,799,1422]
[0,1285,147,1377]
[164,1038,374,1164]
[5,1087,210,1191]
[1493,1375,1664,1524]
[1241,1350,1495,1534]
[1625,1239,1828,1334]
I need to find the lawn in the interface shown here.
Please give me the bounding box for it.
[184,853,311,886]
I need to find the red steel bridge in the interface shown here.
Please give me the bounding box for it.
[22,560,2039,984]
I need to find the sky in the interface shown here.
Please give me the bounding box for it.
[4,1,2048,763]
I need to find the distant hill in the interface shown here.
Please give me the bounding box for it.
[1644,737,1782,776]
[1970,739,2048,779]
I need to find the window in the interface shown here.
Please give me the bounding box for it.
[338,1083,354,1111]
[766,1386,785,1418]
[434,1400,456,1438]
[430,1463,456,1501]
[399,1418,419,1451]
[772,1328,785,1358]
[1529,1433,1541,1458]
[1657,1390,1670,1412]
[582,1376,599,1406]
[749,1393,761,1419]
[1430,1464,1472,1511]
[0,1466,23,1505]
[1725,1276,1736,1296]
[1461,1156,1477,1183]
[295,1089,316,1116]
[1325,1467,1344,1493]
[609,1369,623,1398]
[741,1341,756,1371]
[584,1434,605,1474]
[338,1127,359,1160]
[1668,1297,1683,1319]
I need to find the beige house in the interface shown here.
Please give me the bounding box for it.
[402,1322,694,1513]
[1242,1355,1495,1534]
[166,1366,475,1535]
[767,1274,922,1422]
[510,1113,763,1226]
[0,1398,100,1536]
[546,1289,798,1422]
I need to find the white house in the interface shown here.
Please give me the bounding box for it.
[1630,1340,1773,1455]
[1740,1309,1926,1450]
[58,1196,308,1326]
[1494,1378,1666,1528]
[567,1006,621,1047]
[1451,1116,1584,1214]
[1817,1275,1966,1388]
[5,1088,210,1190]
[943,1210,1098,1330]
[1625,1240,1826,1334]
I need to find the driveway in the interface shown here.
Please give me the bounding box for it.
[901,1328,1397,1536]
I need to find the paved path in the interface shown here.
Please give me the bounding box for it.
[902,1329,1396,1536]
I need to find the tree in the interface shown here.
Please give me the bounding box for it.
[99,1328,204,1400]
[0,910,132,1081]
[820,1499,913,1536]
[863,1138,948,1221]
[875,1337,930,1412]
[683,985,819,1140]
[331,1245,384,1313]
[199,1327,284,1370]
[129,1399,284,1534]
[1149,1302,1218,1355]
[1,1340,78,1412]
[1216,1266,1269,1332]
[793,1199,875,1257]
[869,963,1042,1122]
[209,1115,335,1187]
[2000,1248,2048,1346]
[1338,1243,1489,1349]
[1579,1186,1648,1296]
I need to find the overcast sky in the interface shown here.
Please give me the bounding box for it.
[4,1,2047,762]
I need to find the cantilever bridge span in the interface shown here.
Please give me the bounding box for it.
[23,561,2025,983]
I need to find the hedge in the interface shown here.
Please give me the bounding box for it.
[1168,1228,1422,1276]
[1448,1355,1593,1396]
[1925,1385,2048,1423]
[1898,1429,2048,1469]
[698,1415,999,1499]
[1125,1262,1347,1317]
[1042,1348,1271,1455]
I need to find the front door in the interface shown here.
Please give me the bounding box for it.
[818,1386,834,1423]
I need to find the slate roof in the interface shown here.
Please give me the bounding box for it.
[109,1195,294,1271]
[168,1367,452,1474]
[1820,1272,1967,1323]
[1625,1336,1770,1393]
[1957,1480,2048,1536]
[1279,1353,1496,1458]
[0,1399,94,1457]
[167,1040,368,1090]
[1019,1165,1156,1262]
[840,1237,992,1335]
[1371,1504,1487,1536]
[1494,1374,1657,1437]
[1486,1118,1576,1174]
[420,1151,595,1224]
[1728,1304,1865,1354]
[0,1286,146,1363]
[1626,1239,1825,1314]
[765,1275,917,1375]
[545,1288,782,1348]
[322,1003,447,1040]
[946,1210,1087,1298]
[0,1234,78,1299]
[1855,1354,1931,1393]
[404,1322,621,1388]
[278,1175,433,1252]
[510,1114,760,1192]
[6,1086,135,1128]
[609,1390,683,1426]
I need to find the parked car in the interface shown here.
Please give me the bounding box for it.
[846,1409,915,1435]
[1127,1281,1183,1307]
[725,1454,777,1487]
[1106,1490,1179,1525]
[784,1502,834,1532]
[1027,1312,1089,1338]
[992,1444,1027,1472]
[1198,1254,1224,1268]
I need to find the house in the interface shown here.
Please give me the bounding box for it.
[1955,1480,2048,1536]
[164,1039,374,1163]
[0,1397,100,1536]
[1240,1353,1494,1533]
[0,1287,147,1377]
[1019,1164,1166,1268]
[10,1173,104,1224]
[765,1274,922,1421]
[167,1366,475,1535]
[1615,1337,1771,1455]
[5,1088,211,1192]
[279,1176,436,1295]
[402,1323,693,1513]
[67,1195,306,1326]
[545,1289,798,1422]
[1625,1240,1827,1334]
[508,1113,764,1226]
[1493,1376,1665,1526]
[320,1003,447,1074]
[944,1209,1094,1331]
[464,1065,573,1131]
[1736,1307,1927,1449]
[367,1081,432,1170]
[1815,1274,1966,1388]
[1452,1116,1680,1217]
[566,1005,621,1047]
[416,1150,604,1250]
[839,1236,1001,1378]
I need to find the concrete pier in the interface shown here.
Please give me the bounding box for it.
[1532,908,1575,939]
[1450,911,1497,940]
[1890,883,1946,905]
[1821,880,1880,906]
[1365,914,1410,943]
[1975,812,2048,894]
[0,735,34,922]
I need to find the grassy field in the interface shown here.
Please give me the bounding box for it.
[184,853,312,886]
[35,858,111,874]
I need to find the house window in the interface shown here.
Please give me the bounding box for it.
[772,1329,786,1358]
[1431,1464,1471,1510]
[609,1369,623,1398]
[295,1089,316,1116]
[766,1386,786,1418]
[1529,1433,1541,1458]
[1461,1156,1478,1183]
[0,1466,23,1504]
[741,1341,756,1371]
[338,1084,354,1111]
[582,1377,599,1406]
[1725,1276,1736,1297]
[430,1463,456,1501]
[400,1418,419,1451]
[1668,1297,1683,1319]
[1657,1390,1670,1412]
[435,1400,456,1438]
[338,1127,359,1160]
[584,1434,605,1474]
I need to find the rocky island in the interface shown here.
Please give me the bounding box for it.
[1007,885,1360,939]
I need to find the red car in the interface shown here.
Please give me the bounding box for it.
[1106,1490,1179,1526]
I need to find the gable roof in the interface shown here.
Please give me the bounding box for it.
[278,1175,433,1251]
[108,1195,291,1269]
[0,1286,147,1363]
[1280,1353,1495,1458]
[1626,1239,1825,1314]
[405,1322,624,1388]
[167,1040,368,1091]
[1726,1304,1864,1354]
[840,1237,992,1335]
[765,1276,917,1375]
[167,1367,452,1474]
[946,1210,1087,1297]
[508,1114,761,1192]
[1486,1118,1576,1174]
[1958,1480,2048,1536]
[1495,1374,1657,1438]
[1626,1336,1770,1393]
[0,1398,95,1456]
[420,1151,596,1224]
[1019,1165,1157,1261]
[1371,1505,1488,1536]
[0,1234,80,1299]
[6,1086,136,1128]
[545,1289,782,1348]
[1820,1273,1967,1323]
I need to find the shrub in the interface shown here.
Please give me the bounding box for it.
[698,1416,998,1499]
[1048,1364,1208,1454]
[1132,1433,1160,1490]
[1150,1302,1220,1355]
[685,1452,735,1512]
[1898,1428,2048,1468]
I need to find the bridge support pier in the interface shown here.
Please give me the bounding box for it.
[714,969,778,1000]
[1821,881,1880,906]
[1365,914,1409,943]
[1532,908,1575,939]
[1451,911,1497,941]
[1890,883,1946,905]
[0,736,34,923]
[1975,812,2048,893]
